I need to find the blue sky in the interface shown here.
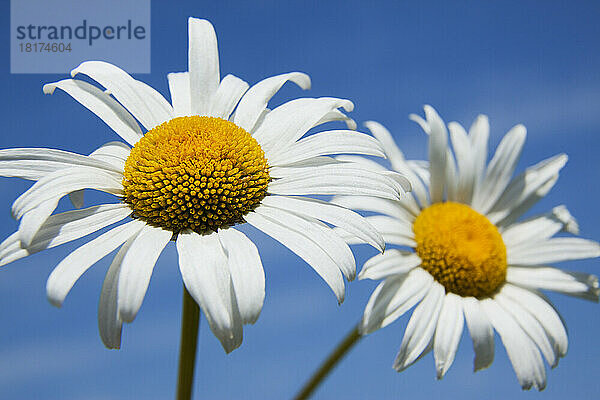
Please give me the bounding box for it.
[1,1,599,399]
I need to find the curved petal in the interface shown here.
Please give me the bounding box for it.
[362,215,415,247]
[46,220,145,307]
[268,130,385,166]
[0,204,131,267]
[495,292,558,367]
[434,293,464,379]
[209,74,249,119]
[365,121,430,208]
[117,225,171,323]
[331,195,417,222]
[394,282,445,371]
[481,298,546,390]
[360,268,433,335]
[218,228,265,324]
[488,154,568,224]
[43,79,143,145]
[462,296,495,371]
[71,61,173,130]
[98,236,136,349]
[233,72,311,132]
[268,165,405,200]
[188,18,220,116]
[358,250,421,281]
[18,197,60,247]
[253,205,355,282]
[12,166,123,220]
[244,210,345,303]
[176,230,242,353]
[508,237,600,265]
[507,266,599,302]
[261,195,385,252]
[448,121,475,203]
[0,147,123,180]
[501,284,568,357]
[253,97,353,156]
[89,141,131,172]
[468,114,489,193]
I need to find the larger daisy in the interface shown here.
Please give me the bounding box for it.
[0,18,408,353]
[334,106,600,390]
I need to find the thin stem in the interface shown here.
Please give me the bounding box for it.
[294,325,362,400]
[176,286,201,400]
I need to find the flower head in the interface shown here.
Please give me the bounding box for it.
[0,18,408,353]
[336,106,600,390]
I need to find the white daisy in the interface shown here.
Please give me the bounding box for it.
[334,105,600,390]
[0,18,409,353]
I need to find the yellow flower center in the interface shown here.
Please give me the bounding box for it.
[413,202,507,298]
[122,116,270,234]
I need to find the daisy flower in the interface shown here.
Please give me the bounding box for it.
[0,18,408,353]
[334,106,600,390]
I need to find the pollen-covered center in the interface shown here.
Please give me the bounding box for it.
[123,116,270,234]
[413,202,507,298]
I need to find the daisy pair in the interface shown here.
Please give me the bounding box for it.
[334,106,600,390]
[0,18,408,352]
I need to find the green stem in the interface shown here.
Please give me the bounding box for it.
[176,286,201,400]
[294,325,362,400]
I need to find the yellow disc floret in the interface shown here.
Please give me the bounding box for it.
[123,116,270,234]
[413,202,507,298]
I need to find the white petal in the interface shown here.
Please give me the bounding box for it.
[254,97,353,155]
[495,292,557,367]
[188,18,219,116]
[488,154,568,225]
[394,282,445,371]
[448,121,475,203]
[472,124,526,214]
[43,79,143,146]
[71,61,173,130]
[508,238,600,265]
[360,268,433,334]
[89,141,131,172]
[117,226,171,323]
[167,72,191,117]
[501,284,568,357]
[176,231,242,353]
[316,109,356,130]
[244,210,346,303]
[0,147,122,180]
[359,250,421,280]
[261,195,385,252]
[0,203,131,267]
[434,293,464,379]
[365,121,430,208]
[501,205,578,248]
[18,197,60,247]
[462,296,495,371]
[209,74,249,119]
[507,266,599,302]
[253,205,355,282]
[268,165,404,200]
[46,220,144,307]
[424,106,448,204]
[363,215,415,247]
[233,72,311,132]
[481,298,546,390]
[268,130,385,166]
[98,237,136,349]
[468,115,489,194]
[331,195,417,222]
[218,228,265,324]
[12,166,123,220]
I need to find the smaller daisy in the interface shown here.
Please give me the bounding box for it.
[0,18,409,353]
[334,106,600,390]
